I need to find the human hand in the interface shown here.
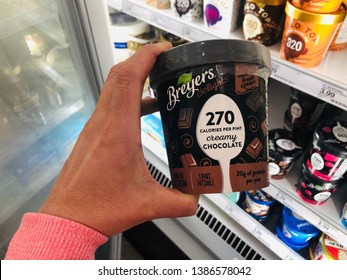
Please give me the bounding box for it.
[40,43,200,236]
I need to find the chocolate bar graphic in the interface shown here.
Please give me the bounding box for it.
[246,137,263,159]
[178,108,193,129]
[180,153,197,167]
[246,93,263,112]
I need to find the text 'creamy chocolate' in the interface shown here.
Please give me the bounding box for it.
[149,40,272,194]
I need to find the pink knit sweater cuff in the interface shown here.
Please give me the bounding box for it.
[5,213,109,260]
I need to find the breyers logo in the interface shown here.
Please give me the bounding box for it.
[166,68,215,111]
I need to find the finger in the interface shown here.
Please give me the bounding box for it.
[141,97,159,116]
[107,42,172,120]
[150,187,200,219]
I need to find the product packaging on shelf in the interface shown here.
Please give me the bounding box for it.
[276,206,320,251]
[170,0,203,21]
[145,0,170,9]
[268,128,303,180]
[279,1,346,68]
[296,164,342,205]
[243,0,286,46]
[203,0,244,34]
[149,39,271,194]
[304,120,347,182]
[310,233,347,260]
[329,0,347,51]
[242,189,276,222]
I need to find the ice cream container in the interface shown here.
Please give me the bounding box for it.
[280,1,346,68]
[276,221,310,250]
[170,0,203,21]
[305,120,347,181]
[311,233,347,260]
[149,40,271,194]
[292,0,343,14]
[243,0,286,46]
[329,1,347,51]
[203,0,244,34]
[277,206,320,246]
[341,202,347,228]
[243,189,276,218]
[286,87,327,128]
[145,0,170,9]
[296,164,341,205]
[268,128,303,179]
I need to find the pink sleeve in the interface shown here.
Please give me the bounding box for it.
[4,213,109,260]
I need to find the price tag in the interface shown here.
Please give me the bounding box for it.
[318,83,347,110]
[224,203,242,223]
[183,26,216,41]
[316,218,340,242]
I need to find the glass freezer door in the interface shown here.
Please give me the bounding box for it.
[0,0,99,257]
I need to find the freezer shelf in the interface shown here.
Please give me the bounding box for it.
[110,0,347,111]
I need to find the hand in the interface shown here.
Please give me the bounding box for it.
[40,43,200,236]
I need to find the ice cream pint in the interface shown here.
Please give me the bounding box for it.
[203,0,243,34]
[243,0,286,46]
[305,120,347,181]
[149,40,271,194]
[291,0,343,14]
[276,206,320,249]
[296,164,341,205]
[280,1,346,68]
[268,128,303,179]
[170,0,203,21]
[311,234,347,260]
[243,189,275,221]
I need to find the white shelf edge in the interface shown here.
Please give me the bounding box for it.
[204,193,304,260]
[110,0,347,111]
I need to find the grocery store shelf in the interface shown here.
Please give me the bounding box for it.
[204,193,304,260]
[109,0,347,111]
[265,161,347,248]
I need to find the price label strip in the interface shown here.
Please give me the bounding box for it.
[271,61,347,111]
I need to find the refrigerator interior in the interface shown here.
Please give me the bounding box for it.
[0,0,102,258]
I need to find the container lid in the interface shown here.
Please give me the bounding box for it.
[268,128,303,162]
[285,1,346,25]
[149,39,271,87]
[313,120,347,158]
[282,206,320,236]
[276,222,309,250]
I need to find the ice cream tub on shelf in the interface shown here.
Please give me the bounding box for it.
[203,0,244,34]
[304,120,347,182]
[277,206,320,246]
[149,40,271,194]
[310,233,347,260]
[170,0,203,21]
[296,164,341,205]
[280,1,346,68]
[243,0,287,46]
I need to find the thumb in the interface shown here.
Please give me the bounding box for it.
[150,186,200,219]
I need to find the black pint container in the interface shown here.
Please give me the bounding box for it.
[149,40,272,194]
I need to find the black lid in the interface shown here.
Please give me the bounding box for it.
[269,128,303,162]
[313,120,347,159]
[149,39,272,87]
